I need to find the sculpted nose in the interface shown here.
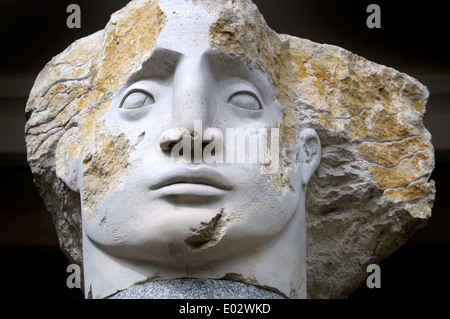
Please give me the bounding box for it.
[174,92,208,133]
[171,56,211,133]
[159,127,192,153]
[159,55,214,156]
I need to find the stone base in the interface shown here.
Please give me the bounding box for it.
[109,279,285,299]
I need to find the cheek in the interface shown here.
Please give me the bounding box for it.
[81,159,153,244]
[82,185,131,245]
[225,171,301,237]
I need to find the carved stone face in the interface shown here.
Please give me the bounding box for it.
[81,9,319,267]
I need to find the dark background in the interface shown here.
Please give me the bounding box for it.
[0,0,448,302]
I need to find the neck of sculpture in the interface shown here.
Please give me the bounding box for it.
[82,196,307,299]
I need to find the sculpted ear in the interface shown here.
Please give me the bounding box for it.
[298,128,321,186]
[55,127,83,193]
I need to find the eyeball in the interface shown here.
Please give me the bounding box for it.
[228,91,262,111]
[120,90,155,110]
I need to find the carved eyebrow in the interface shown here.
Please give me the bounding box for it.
[204,50,273,102]
[124,48,182,85]
[204,50,253,79]
[204,50,269,86]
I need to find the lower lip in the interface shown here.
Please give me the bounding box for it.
[155,183,228,203]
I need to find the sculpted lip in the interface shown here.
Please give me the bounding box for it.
[149,167,234,191]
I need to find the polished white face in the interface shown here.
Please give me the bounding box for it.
[80,12,306,268]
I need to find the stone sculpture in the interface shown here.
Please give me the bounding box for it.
[25,0,435,299]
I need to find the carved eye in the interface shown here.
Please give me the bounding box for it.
[120,90,155,110]
[228,91,261,110]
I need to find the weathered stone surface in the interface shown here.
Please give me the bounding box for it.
[25,0,435,299]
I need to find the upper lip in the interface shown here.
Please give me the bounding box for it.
[149,167,234,191]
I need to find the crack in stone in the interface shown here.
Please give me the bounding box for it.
[35,86,90,114]
[40,75,90,98]
[27,93,87,131]
[54,57,93,69]
[362,148,431,170]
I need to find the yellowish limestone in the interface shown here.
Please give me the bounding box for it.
[81,130,131,223]
[286,36,434,206]
[365,150,433,190]
[385,177,435,203]
[406,198,434,219]
[357,137,429,168]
